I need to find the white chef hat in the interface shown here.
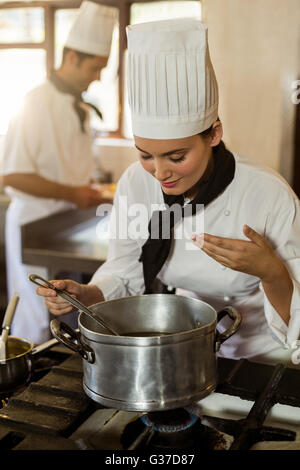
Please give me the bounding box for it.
[65,1,117,57]
[126,18,219,139]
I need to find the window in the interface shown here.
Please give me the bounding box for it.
[84,25,119,134]
[0,49,46,135]
[0,7,46,134]
[131,1,201,24]
[55,8,78,67]
[0,8,44,43]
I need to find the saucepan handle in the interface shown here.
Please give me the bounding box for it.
[50,319,95,364]
[215,306,242,352]
[31,338,58,355]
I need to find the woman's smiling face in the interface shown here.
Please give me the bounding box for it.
[134,129,220,199]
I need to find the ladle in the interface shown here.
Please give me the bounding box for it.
[29,274,119,336]
[0,294,20,361]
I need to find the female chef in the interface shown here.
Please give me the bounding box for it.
[36,19,300,362]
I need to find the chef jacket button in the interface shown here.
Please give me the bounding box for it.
[223,295,231,302]
[224,210,230,216]
[220,265,227,270]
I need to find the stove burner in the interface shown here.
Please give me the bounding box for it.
[123,408,228,450]
[141,408,199,433]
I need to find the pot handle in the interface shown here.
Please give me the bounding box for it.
[50,319,95,364]
[215,306,242,351]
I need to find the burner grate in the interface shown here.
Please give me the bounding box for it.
[217,358,300,407]
[0,352,96,447]
[202,363,297,450]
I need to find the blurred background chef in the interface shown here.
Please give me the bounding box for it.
[0,1,117,344]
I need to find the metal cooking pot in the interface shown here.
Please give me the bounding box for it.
[50,294,241,412]
[0,336,58,394]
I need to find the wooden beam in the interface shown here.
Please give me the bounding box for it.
[0,42,45,48]
[92,0,119,6]
[44,4,55,77]
[292,84,300,198]
[0,1,80,9]
[118,0,130,135]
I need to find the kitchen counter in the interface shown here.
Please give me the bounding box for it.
[0,192,10,247]
[0,192,10,208]
[21,207,109,277]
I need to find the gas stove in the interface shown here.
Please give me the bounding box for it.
[0,346,299,451]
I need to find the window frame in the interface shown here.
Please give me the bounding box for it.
[0,0,199,138]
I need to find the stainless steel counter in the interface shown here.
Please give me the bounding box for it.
[21,207,109,277]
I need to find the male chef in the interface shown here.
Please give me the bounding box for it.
[1,1,117,343]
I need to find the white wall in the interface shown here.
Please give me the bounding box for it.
[202,0,300,183]
[93,138,138,182]
[0,135,5,175]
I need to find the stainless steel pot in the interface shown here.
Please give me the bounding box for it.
[0,336,58,394]
[50,294,241,412]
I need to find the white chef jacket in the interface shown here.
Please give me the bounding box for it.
[90,154,300,361]
[2,79,96,343]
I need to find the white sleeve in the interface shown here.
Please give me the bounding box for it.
[2,94,39,175]
[260,187,300,348]
[89,164,146,300]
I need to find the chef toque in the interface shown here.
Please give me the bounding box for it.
[65,1,117,57]
[126,19,219,139]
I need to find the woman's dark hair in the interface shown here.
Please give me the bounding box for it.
[62,47,96,65]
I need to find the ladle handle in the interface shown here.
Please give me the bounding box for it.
[29,274,119,336]
[1,295,19,342]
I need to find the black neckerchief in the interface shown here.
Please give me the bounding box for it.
[49,71,103,133]
[139,140,236,294]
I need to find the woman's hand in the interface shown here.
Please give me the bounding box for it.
[35,280,104,316]
[192,224,293,325]
[191,224,285,282]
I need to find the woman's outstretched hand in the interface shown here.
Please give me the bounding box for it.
[191,224,285,282]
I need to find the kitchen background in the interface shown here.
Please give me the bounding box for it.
[0,0,299,318]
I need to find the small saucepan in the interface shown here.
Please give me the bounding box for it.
[0,335,58,395]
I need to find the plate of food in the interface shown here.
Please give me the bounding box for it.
[92,183,117,200]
